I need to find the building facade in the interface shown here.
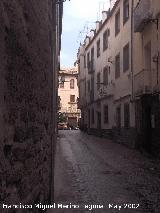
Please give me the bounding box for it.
[133,0,160,155]
[78,0,136,147]
[58,67,81,128]
[77,0,160,156]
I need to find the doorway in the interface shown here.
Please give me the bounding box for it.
[97,111,101,130]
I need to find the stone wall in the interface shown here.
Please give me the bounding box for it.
[88,128,113,140]
[112,127,137,149]
[148,95,160,158]
[0,0,59,208]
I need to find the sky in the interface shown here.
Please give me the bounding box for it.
[60,0,111,68]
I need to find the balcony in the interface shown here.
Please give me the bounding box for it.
[97,83,114,98]
[134,0,152,32]
[60,107,80,114]
[106,82,115,96]
[134,69,152,96]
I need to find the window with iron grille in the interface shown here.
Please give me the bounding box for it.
[123,42,129,72]
[124,103,130,128]
[115,53,120,79]
[97,39,100,58]
[115,9,120,36]
[104,105,109,124]
[123,0,129,24]
[103,67,108,86]
[70,79,75,89]
[70,95,75,103]
[97,73,100,90]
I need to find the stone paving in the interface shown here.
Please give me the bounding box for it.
[53,130,160,213]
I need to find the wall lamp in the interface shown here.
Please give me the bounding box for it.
[56,0,70,4]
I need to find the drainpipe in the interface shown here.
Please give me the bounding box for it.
[131,0,134,101]
[156,18,159,85]
[50,0,57,203]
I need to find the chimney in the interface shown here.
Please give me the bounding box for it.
[96,21,100,32]
[110,0,116,9]
[89,29,95,39]
[85,36,90,46]
[102,11,108,23]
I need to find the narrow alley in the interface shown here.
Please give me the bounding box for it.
[54,130,160,213]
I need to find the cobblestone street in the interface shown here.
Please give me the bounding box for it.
[54,130,160,213]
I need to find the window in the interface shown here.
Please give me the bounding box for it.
[103,67,108,86]
[91,47,94,69]
[87,52,90,69]
[70,79,74,89]
[123,0,129,24]
[97,73,100,90]
[103,29,109,51]
[87,80,90,93]
[124,103,130,128]
[116,106,121,128]
[91,109,94,124]
[84,55,86,68]
[91,75,94,90]
[104,105,109,124]
[123,43,129,72]
[58,96,61,110]
[115,9,120,36]
[70,95,75,102]
[91,76,94,102]
[97,39,100,58]
[59,82,64,88]
[115,53,120,79]
[91,47,94,61]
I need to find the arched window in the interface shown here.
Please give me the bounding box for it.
[70,79,74,89]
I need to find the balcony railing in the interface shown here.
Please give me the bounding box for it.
[134,0,152,32]
[97,82,114,98]
[134,69,152,96]
[60,107,81,114]
[108,84,114,95]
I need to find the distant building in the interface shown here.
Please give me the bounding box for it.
[58,67,81,127]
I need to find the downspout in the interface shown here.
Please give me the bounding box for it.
[50,0,58,203]
[131,0,134,101]
[156,18,159,85]
[50,0,54,203]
